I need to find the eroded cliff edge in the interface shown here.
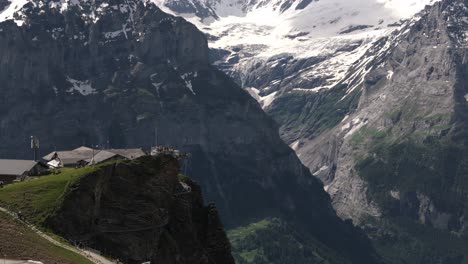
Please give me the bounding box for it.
[47,155,235,264]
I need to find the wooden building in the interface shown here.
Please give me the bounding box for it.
[43,146,146,167]
[0,159,48,184]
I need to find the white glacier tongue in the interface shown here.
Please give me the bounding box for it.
[153,0,439,108]
[153,0,440,42]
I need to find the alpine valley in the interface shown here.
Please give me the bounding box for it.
[0,0,381,263]
[1,0,468,263]
[155,0,468,263]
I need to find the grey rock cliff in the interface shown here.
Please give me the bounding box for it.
[289,0,462,225]
[47,155,235,264]
[269,0,468,262]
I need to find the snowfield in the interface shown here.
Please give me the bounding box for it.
[152,0,439,57]
[153,0,439,107]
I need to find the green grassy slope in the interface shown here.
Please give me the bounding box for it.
[0,163,111,226]
[0,163,124,263]
[0,210,92,263]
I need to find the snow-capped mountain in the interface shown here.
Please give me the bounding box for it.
[154,0,439,107]
[0,0,439,108]
[270,0,468,262]
[0,1,382,263]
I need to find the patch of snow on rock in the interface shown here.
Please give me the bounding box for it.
[246,87,277,108]
[344,117,369,138]
[290,140,300,151]
[66,77,97,96]
[387,70,394,79]
[341,115,350,122]
[181,73,196,95]
[260,91,277,108]
[313,165,329,175]
[390,190,400,200]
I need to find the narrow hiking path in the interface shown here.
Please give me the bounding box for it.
[2,260,44,264]
[0,206,115,264]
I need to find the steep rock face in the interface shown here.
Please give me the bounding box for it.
[0,0,9,11]
[0,1,381,263]
[294,0,463,226]
[270,0,468,262]
[0,0,303,226]
[47,155,235,264]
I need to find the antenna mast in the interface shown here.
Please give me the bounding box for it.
[155,127,158,147]
[30,136,40,161]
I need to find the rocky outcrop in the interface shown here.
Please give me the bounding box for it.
[47,155,235,264]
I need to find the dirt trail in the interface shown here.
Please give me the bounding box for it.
[2,260,44,264]
[0,206,115,264]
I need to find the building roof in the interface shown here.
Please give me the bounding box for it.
[107,148,145,160]
[72,146,94,152]
[87,150,121,165]
[43,146,95,165]
[43,146,146,166]
[0,159,38,176]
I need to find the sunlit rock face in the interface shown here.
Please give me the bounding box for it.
[268,0,468,262]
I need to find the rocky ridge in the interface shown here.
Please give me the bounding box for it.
[289,0,466,228]
[269,0,468,262]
